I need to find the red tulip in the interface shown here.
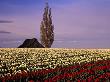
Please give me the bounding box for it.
[29,80,34,82]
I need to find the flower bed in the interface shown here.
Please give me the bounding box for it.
[0,59,110,82]
[0,48,110,82]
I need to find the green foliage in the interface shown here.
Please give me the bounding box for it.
[40,3,54,48]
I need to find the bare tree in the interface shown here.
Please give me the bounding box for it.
[40,2,54,48]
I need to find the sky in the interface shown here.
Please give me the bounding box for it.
[0,0,110,48]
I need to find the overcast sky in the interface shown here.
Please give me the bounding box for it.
[0,0,110,48]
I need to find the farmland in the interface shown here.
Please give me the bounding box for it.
[0,48,110,81]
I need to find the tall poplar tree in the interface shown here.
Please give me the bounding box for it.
[40,2,54,48]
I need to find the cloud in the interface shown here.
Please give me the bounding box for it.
[0,0,110,40]
[0,31,11,34]
[0,20,13,23]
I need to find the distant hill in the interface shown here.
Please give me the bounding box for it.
[18,38,44,48]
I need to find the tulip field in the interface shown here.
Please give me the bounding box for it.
[0,48,110,82]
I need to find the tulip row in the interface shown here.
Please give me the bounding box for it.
[0,48,110,81]
[44,59,110,81]
[0,59,110,82]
